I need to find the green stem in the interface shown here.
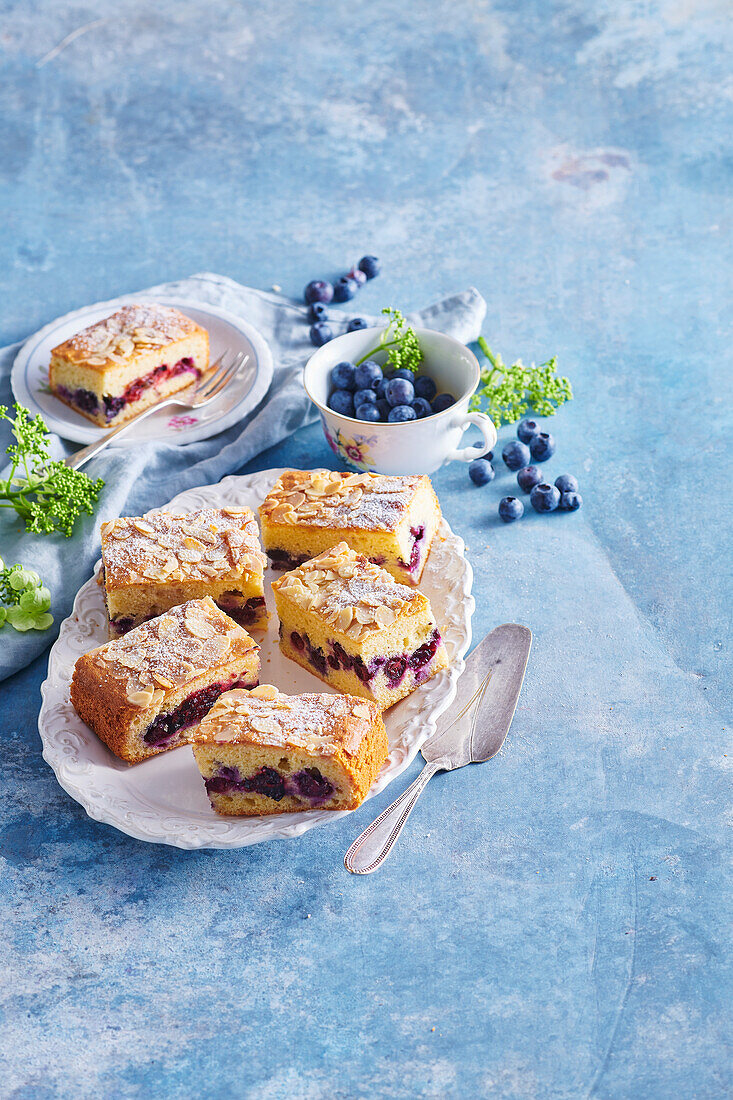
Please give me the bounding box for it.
[354,339,401,367]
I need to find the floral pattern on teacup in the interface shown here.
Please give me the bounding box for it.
[323,420,377,471]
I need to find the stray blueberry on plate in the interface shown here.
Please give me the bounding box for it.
[414,375,437,401]
[328,389,355,416]
[388,404,416,422]
[529,432,556,461]
[354,359,383,391]
[333,276,358,302]
[385,377,415,407]
[517,418,540,444]
[502,440,531,471]
[347,317,368,332]
[307,302,329,323]
[331,361,356,390]
[354,388,376,407]
[358,255,380,279]
[348,268,368,286]
[356,403,381,422]
[411,397,433,419]
[310,322,333,347]
[304,280,333,305]
[554,474,578,494]
[530,482,561,512]
[469,458,495,486]
[499,496,524,523]
[431,393,455,414]
[517,465,543,493]
[559,490,582,511]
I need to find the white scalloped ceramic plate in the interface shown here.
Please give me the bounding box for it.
[11,295,273,445]
[39,470,474,848]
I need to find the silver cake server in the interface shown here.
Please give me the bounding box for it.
[344,623,532,875]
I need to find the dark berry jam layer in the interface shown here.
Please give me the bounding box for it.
[205,764,335,805]
[283,624,441,689]
[216,595,266,627]
[398,525,425,574]
[142,673,257,747]
[266,548,309,571]
[57,356,200,423]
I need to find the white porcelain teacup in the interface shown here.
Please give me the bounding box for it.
[304,326,496,475]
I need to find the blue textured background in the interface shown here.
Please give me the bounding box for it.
[1,2,731,1097]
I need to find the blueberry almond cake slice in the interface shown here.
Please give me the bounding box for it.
[271,542,449,710]
[100,507,268,636]
[49,303,209,427]
[191,684,388,816]
[70,598,260,763]
[259,469,442,586]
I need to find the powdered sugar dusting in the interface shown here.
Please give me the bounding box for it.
[261,469,424,531]
[52,303,201,362]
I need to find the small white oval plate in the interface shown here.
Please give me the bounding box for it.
[38,470,474,849]
[11,295,274,445]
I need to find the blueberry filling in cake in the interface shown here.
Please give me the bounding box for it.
[191,684,389,816]
[204,763,335,804]
[260,469,442,586]
[56,357,200,423]
[143,673,257,746]
[271,542,449,710]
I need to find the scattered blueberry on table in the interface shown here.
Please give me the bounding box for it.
[554,473,578,494]
[559,490,582,511]
[333,275,358,302]
[517,465,543,492]
[517,418,541,444]
[304,280,333,304]
[502,440,531,471]
[530,482,561,512]
[307,302,329,323]
[469,458,495,486]
[358,255,380,279]
[499,496,524,522]
[347,317,368,331]
[309,321,333,347]
[348,267,368,286]
[529,432,556,461]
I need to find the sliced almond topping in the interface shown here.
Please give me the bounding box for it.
[133,519,156,536]
[213,729,238,743]
[286,491,306,508]
[375,605,397,627]
[355,606,374,625]
[127,688,154,707]
[185,617,214,639]
[336,607,354,632]
[250,716,282,735]
[352,704,372,720]
[269,504,296,524]
[248,684,279,700]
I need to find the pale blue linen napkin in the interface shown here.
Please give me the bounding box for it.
[0,272,486,681]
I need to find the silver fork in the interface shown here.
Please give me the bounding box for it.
[63,349,250,470]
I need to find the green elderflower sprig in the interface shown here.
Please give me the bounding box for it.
[355,308,424,373]
[0,403,104,536]
[470,337,573,427]
[0,557,53,631]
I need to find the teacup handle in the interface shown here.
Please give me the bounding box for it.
[446,411,497,462]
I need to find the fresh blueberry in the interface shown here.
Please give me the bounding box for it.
[499,497,524,523]
[530,483,561,513]
[517,465,543,493]
[388,404,417,423]
[469,459,495,486]
[304,280,333,305]
[502,440,531,471]
[310,322,333,347]
[432,393,455,414]
[333,276,358,302]
[331,361,356,390]
[375,378,388,400]
[517,418,541,444]
[307,302,329,323]
[328,389,355,416]
[529,432,556,461]
[354,388,377,407]
[358,255,380,279]
[355,403,381,422]
[559,490,582,511]
[554,474,578,494]
[413,375,437,401]
[385,377,415,407]
[348,268,368,286]
[412,397,433,419]
[375,398,391,420]
[347,317,368,332]
[354,359,383,391]
[390,368,416,383]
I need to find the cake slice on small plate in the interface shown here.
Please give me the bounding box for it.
[49,303,209,427]
[259,469,442,586]
[70,597,260,763]
[191,684,388,816]
[100,506,268,636]
[271,541,449,710]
